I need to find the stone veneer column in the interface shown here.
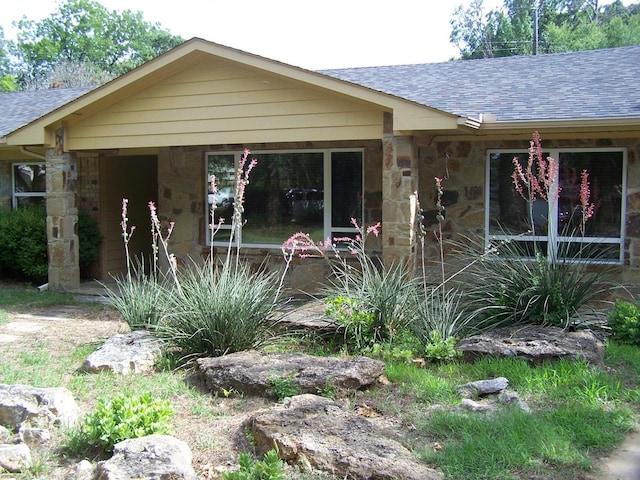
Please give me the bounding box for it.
[381,112,419,268]
[46,148,80,291]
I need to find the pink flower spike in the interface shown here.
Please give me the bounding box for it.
[366,222,381,237]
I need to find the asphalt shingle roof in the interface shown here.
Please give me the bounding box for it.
[0,86,93,139]
[320,45,640,122]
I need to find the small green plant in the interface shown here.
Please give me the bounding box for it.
[423,330,461,363]
[65,392,172,455]
[222,449,286,480]
[325,295,375,351]
[267,373,298,401]
[316,378,336,400]
[608,299,640,346]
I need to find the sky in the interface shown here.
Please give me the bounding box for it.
[0,0,631,70]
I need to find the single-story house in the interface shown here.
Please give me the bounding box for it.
[0,38,638,292]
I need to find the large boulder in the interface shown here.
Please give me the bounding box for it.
[197,351,385,399]
[455,325,604,365]
[0,384,80,431]
[83,330,163,375]
[246,394,442,480]
[96,434,198,480]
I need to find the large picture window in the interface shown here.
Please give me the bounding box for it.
[206,149,363,247]
[12,163,46,208]
[486,148,626,263]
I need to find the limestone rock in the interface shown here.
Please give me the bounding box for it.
[0,425,10,443]
[247,394,443,480]
[0,384,80,431]
[0,443,31,473]
[18,427,51,446]
[458,398,497,413]
[457,377,509,398]
[83,330,163,375]
[197,351,385,399]
[74,459,97,480]
[96,434,197,480]
[455,326,604,365]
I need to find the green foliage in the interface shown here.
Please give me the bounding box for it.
[325,295,375,351]
[65,392,172,455]
[267,373,298,401]
[0,205,48,283]
[462,239,614,329]
[315,379,336,400]
[423,331,461,363]
[0,286,74,307]
[156,260,282,362]
[363,341,416,365]
[102,264,171,331]
[608,299,640,346]
[12,0,184,88]
[450,0,640,59]
[78,208,103,278]
[222,450,286,480]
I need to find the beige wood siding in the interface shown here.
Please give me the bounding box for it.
[66,61,385,150]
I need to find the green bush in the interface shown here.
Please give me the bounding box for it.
[65,392,172,455]
[0,205,48,283]
[325,295,375,351]
[608,299,640,346]
[222,450,286,480]
[0,206,103,283]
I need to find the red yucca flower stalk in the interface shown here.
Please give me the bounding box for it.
[120,198,136,280]
[580,169,596,234]
[511,131,560,241]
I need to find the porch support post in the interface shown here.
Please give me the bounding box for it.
[46,147,80,291]
[381,112,419,269]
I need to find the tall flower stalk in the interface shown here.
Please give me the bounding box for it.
[120,198,136,281]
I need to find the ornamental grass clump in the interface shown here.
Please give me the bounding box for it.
[283,219,414,352]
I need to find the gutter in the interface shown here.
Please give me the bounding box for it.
[20,146,46,160]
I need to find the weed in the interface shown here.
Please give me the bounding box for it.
[316,378,336,400]
[267,373,298,401]
[222,449,286,480]
[608,298,640,346]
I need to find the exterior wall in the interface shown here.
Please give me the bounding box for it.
[157,140,383,293]
[418,135,640,290]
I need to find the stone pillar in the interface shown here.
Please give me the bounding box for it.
[46,148,80,291]
[381,112,419,268]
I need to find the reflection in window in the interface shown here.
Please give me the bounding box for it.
[487,149,625,262]
[12,164,46,209]
[206,150,363,247]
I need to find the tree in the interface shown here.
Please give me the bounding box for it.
[12,0,184,89]
[0,27,17,92]
[450,0,640,59]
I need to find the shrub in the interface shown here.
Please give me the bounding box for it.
[65,392,172,455]
[222,450,286,480]
[0,205,47,283]
[608,299,640,346]
[325,295,375,351]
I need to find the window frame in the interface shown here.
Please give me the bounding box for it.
[484,147,627,264]
[11,162,46,209]
[205,148,365,248]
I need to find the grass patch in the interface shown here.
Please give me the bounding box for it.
[0,286,74,308]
